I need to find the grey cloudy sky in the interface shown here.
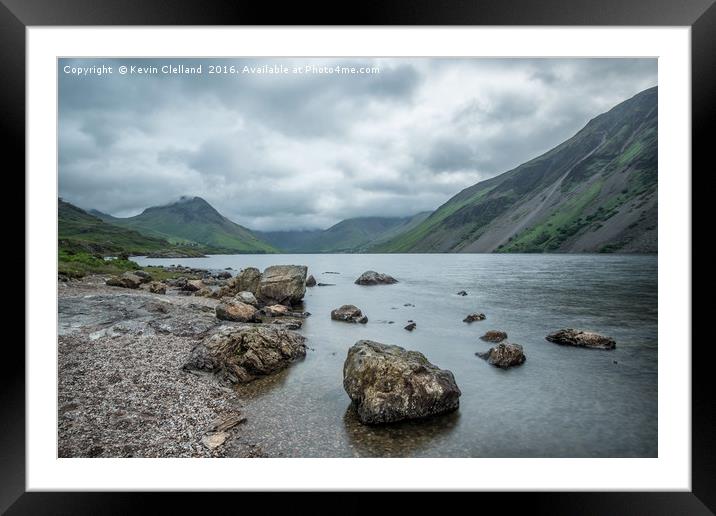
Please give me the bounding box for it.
[59,57,656,231]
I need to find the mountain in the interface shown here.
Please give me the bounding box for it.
[91,196,277,254]
[373,86,657,253]
[257,212,431,253]
[59,198,174,255]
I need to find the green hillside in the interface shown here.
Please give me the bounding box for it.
[373,86,658,253]
[92,196,277,254]
[257,212,431,253]
[59,198,174,255]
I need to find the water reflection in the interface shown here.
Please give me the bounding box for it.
[342,403,461,457]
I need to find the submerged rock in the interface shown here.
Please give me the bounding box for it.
[546,329,616,349]
[257,265,308,306]
[186,325,306,383]
[306,275,317,287]
[354,270,398,285]
[343,340,461,424]
[480,330,507,343]
[477,343,526,368]
[463,313,486,323]
[331,305,368,324]
[456,290,468,296]
[404,322,416,331]
[215,299,259,323]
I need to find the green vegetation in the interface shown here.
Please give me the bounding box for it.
[58,249,203,280]
[59,199,174,255]
[369,186,495,252]
[58,249,140,279]
[258,213,432,253]
[91,196,276,254]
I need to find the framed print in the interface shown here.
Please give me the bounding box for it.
[7,0,712,512]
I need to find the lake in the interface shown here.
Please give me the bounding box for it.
[134,253,658,458]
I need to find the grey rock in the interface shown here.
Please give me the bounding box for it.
[306,275,317,287]
[133,270,152,283]
[546,329,616,349]
[183,279,204,292]
[257,265,307,306]
[235,291,258,306]
[227,267,262,296]
[343,340,461,424]
[463,313,486,323]
[148,281,166,295]
[215,299,260,323]
[331,305,368,324]
[354,270,398,285]
[187,325,306,383]
[477,342,526,368]
[480,330,507,343]
[106,272,144,289]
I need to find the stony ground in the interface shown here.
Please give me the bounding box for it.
[58,275,265,458]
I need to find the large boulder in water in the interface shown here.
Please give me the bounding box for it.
[546,329,616,349]
[227,267,262,295]
[215,299,259,322]
[257,265,307,306]
[185,325,306,383]
[343,340,461,424]
[354,270,398,285]
[477,342,526,368]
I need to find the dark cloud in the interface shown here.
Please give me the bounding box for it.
[58,57,657,230]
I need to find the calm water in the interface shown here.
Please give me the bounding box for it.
[135,253,658,457]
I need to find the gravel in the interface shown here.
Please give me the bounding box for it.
[58,275,266,458]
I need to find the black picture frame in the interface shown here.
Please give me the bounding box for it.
[6,0,711,513]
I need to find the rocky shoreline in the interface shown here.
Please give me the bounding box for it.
[59,264,618,457]
[58,275,266,457]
